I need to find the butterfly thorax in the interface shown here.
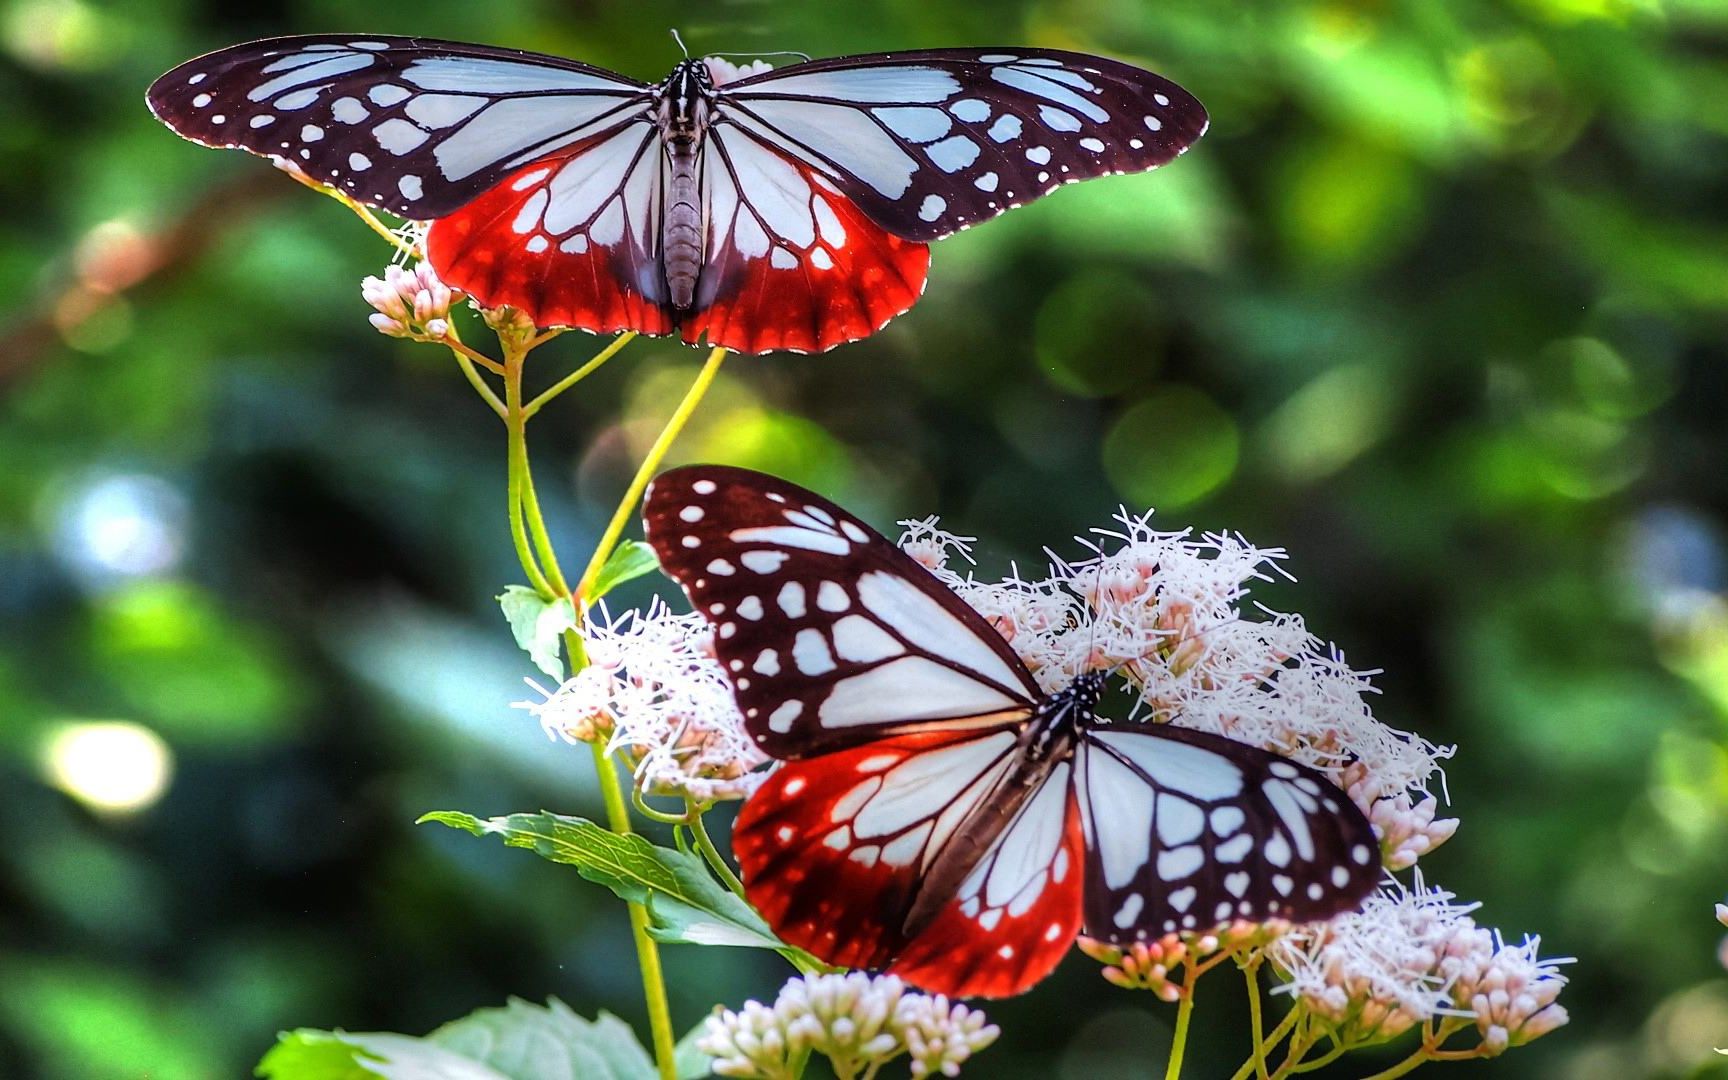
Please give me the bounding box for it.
[898,673,1104,941]
[656,60,716,309]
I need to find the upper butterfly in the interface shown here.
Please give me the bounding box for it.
[643,465,1380,998]
[146,36,1207,354]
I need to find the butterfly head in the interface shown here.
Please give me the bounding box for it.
[1068,670,1108,713]
[658,59,715,140]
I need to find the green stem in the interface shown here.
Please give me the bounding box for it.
[1356,1048,1432,1080]
[574,346,728,606]
[633,786,692,826]
[1229,1004,1304,1080]
[445,324,507,417]
[1290,1043,1346,1073]
[1164,960,1200,1080]
[688,802,748,898]
[1269,1027,1316,1080]
[524,331,637,418]
[505,361,553,598]
[300,171,417,256]
[504,342,569,597]
[1244,963,1271,1080]
[591,741,678,1080]
[490,327,668,1076]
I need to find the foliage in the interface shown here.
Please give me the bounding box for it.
[1,0,1726,1078]
[258,998,712,1080]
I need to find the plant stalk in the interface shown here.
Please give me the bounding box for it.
[574,346,728,606]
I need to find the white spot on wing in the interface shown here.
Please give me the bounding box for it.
[831,615,903,663]
[874,106,952,143]
[1113,893,1144,928]
[768,700,802,733]
[1157,845,1202,881]
[373,118,428,154]
[730,525,849,555]
[368,84,411,107]
[793,628,835,675]
[816,581,850,612]
[741,550,789,574]
[331,97,369,124]
[987,114,1023,142]
[927,134,980,172]
[951,98,991,123]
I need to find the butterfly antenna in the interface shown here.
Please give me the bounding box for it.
[669,28,690,58]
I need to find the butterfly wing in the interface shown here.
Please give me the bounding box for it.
[715,48,1207,242]
[423,124,675,337]
[147,35,652,220]
[1076,725,1379,942]
[642,465,1041,759]
[884,756,1084,997]
[733,729,1083,998]
[148,35,675,337]
[680,133,930,354]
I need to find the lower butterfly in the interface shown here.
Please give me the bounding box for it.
[643,465,1381,998]
[146,35,1206,354]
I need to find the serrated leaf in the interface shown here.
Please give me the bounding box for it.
[497,585,576,680]
[588,541,660,602]
[419,810,806,963]
[257,1029,508,1080]
[431,997,657,1080]
[257,999,662,1080]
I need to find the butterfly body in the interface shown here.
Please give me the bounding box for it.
[644,466,1381,997]
[148,36,1208,353]
[899,674,1095,940]
[656,59,716,309]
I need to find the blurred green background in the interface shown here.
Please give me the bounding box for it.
[3,0,1727,1076]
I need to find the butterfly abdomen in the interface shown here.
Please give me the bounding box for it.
[659,62,712,310]
[664,144,704,310]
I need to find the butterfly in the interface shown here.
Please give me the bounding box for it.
[642,465,1381,998]
[145,35,1207,355]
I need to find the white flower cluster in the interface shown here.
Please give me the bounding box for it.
[517,601,766,801]
[698,973,999,1079]
[1077,920,1289,1001]
[704,56,775,86]
[361,262,460,341]
[901,508,1458,868]
[1270,878,1569,1052]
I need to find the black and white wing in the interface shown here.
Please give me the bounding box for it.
[146,34,653,220]
[712,48,1207,242]
[1076,725,1380,941]
[642,465,1042,758]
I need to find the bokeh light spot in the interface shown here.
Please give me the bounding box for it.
[1102,386,1239,509]
[45,471,188,589]
[1034,271,1165,397]
[39,720,174,815]
[1260,364,1393,481]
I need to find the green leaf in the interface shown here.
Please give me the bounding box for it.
[258,999,663,1080]
[674,1022,714,1080]
[419,810,797,959]
[497,585,576,680]
[589,541,660,601]
[258,1029,508,1080]
[431,998,658,1080]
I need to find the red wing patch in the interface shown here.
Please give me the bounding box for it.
[888,762,1084,998]
[425,124,676,338]
[734,729,1020,972]
[684,134,930,354]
